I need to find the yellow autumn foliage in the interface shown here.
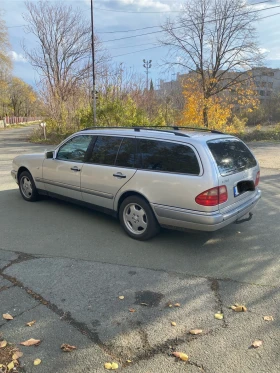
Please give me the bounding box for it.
[178,75,259,133]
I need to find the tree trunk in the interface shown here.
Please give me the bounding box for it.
[203,105,208,128]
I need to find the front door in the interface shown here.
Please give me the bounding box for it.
[42,134,93,200]
[81,135,137,210]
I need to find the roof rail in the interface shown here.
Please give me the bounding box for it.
[80,125,223,135]
[133,127,190,137]
[80,126,190,137]
[175,126,223,134]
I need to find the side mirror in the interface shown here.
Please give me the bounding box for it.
[45,151,54,159]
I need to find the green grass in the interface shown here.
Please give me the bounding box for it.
[28,124,280,145]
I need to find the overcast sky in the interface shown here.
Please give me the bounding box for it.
[3,0,280,88]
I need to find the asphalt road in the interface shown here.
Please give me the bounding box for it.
[0,126,280,373]
[0,126,280,287]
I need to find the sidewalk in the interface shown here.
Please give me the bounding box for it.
[0,249,279,373]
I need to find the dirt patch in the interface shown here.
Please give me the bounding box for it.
[134,290,164,307]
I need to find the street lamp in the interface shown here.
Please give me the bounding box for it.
[143,59,152,91]
[90,0,96,125]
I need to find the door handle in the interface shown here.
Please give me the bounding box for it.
[113,172,126,179]
[71,166,81,172]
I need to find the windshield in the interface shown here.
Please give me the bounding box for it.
[207,138,257,176]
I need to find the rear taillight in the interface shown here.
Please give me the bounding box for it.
[255,171,260,186]
[195,186,228,206]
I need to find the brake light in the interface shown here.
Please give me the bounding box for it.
[195,186,228,206]
[255,171,260,186]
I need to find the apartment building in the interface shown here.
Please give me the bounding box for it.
[251,67,280,100]
[157,68,280,102]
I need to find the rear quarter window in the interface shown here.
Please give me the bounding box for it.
[138,139,200,175]
[207,138,257,176]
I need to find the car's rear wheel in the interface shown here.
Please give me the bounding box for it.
[19,171,39,202]
[119,196,160,240]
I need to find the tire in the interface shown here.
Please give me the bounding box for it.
[18,170,39,202]
[119,196,160,240]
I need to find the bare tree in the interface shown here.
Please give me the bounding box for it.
[0,11,12,117]
[23,1,107,103]
[160,0,263,126]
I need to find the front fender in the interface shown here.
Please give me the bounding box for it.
[14,154,45,189]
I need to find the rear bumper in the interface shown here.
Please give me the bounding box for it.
[152,189,261,232]
[11,170,18,184]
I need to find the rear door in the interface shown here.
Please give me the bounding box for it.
[207,138,260,210]
[81,135,137,210]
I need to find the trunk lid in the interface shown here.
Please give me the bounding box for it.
[207,138,260,211]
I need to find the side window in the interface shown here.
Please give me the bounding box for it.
[88,136,122,165]
[115,138,136,168]
[56,135,93,162]
[139,139,200,175]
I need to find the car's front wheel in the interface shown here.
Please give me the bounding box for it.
[19,171,39,202]
[119,196,160,240]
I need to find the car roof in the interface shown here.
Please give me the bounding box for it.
[77,128,235,143]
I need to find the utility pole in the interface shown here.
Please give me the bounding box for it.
[90,0,96,125]
[143,59,152,91]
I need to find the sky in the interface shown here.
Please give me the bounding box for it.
[3,0,280,88]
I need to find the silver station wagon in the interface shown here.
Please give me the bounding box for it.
[11,127,261,240]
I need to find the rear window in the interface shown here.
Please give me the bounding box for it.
[207,139,257,176]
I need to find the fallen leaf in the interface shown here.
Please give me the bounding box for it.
[60,343,76,352]
[189,329,203,335]
[214,313,224,320]
[118,296,124,300]
[104,362,112,369]
[174,303,180,307]
[7,361,14,371]
[168,304,173,308]
[126,360,132,363]
[2,314,13,320]
[111,362,118,370]
[171,321,177,326]
[20,338,41,346]
[140,302,148,306]
[12,351,23,360]
[263,316,273,321]
[0,340,7,348]
[251,340,263,348]
[26,320,36,327]
[34,359,41,366]
[231,305,247,312]
[172,351,189,361]
[129,309,136,313]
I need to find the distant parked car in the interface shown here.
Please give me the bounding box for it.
[11,127,261,240]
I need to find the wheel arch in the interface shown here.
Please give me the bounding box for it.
[17,166,31,181]
[116,191,151,213]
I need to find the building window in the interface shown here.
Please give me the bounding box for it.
[259,90,265,96]
[268,82,273,88]
[255,81,260,87]
[268,72,274,77]
[267,91,271,96]
[261,81,267,87]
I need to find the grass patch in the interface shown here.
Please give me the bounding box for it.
[237,129,280,142]
[29,127,72,145]
[28,123,280,146]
